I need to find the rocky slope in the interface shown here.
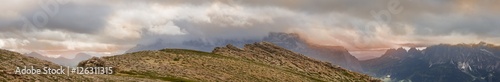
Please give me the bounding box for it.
[125,32,364,72]
[0,49,162,81]
[78,42,379,81]
[362,42,500,82]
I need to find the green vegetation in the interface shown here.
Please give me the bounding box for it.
[173,57,180,61]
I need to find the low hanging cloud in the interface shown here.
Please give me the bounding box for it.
[0,0,499,57]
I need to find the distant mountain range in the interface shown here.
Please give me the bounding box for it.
[126,32,364,72]
[23,52,93,66]
[362,42,500,82]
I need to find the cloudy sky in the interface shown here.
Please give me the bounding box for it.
[1,0,499,58]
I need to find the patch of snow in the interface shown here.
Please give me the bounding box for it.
[458,62,469,71]
[480,49,493,55]
[416,47,427,50]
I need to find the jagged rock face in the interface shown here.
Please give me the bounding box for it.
[362,42,500,82]
[263,32,304,49]
[0,49,161,81]
[263,32,364,72]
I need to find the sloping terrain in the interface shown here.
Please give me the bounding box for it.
[0,49,161,81]
[78,42,378,82]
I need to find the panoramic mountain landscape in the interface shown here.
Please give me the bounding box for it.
[2,0,500,82]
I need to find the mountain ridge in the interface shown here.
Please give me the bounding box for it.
[362,42,500,82]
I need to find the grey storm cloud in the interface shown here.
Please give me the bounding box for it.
[43,3,112,34]
[2,0,497,37]
[413,14,500,37]
[21,2,112,34]
[147,0,500,38]
[0,1,112,34]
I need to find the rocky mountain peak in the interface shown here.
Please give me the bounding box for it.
[396,47,407,52]
[265,32,301,41]
[381,47,408,58]
[75,53,93,58]
[408,47,418,52]
[225,44,241,50]
[407,47,422,56]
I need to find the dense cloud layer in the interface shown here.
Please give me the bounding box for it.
[0,0,499,57]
